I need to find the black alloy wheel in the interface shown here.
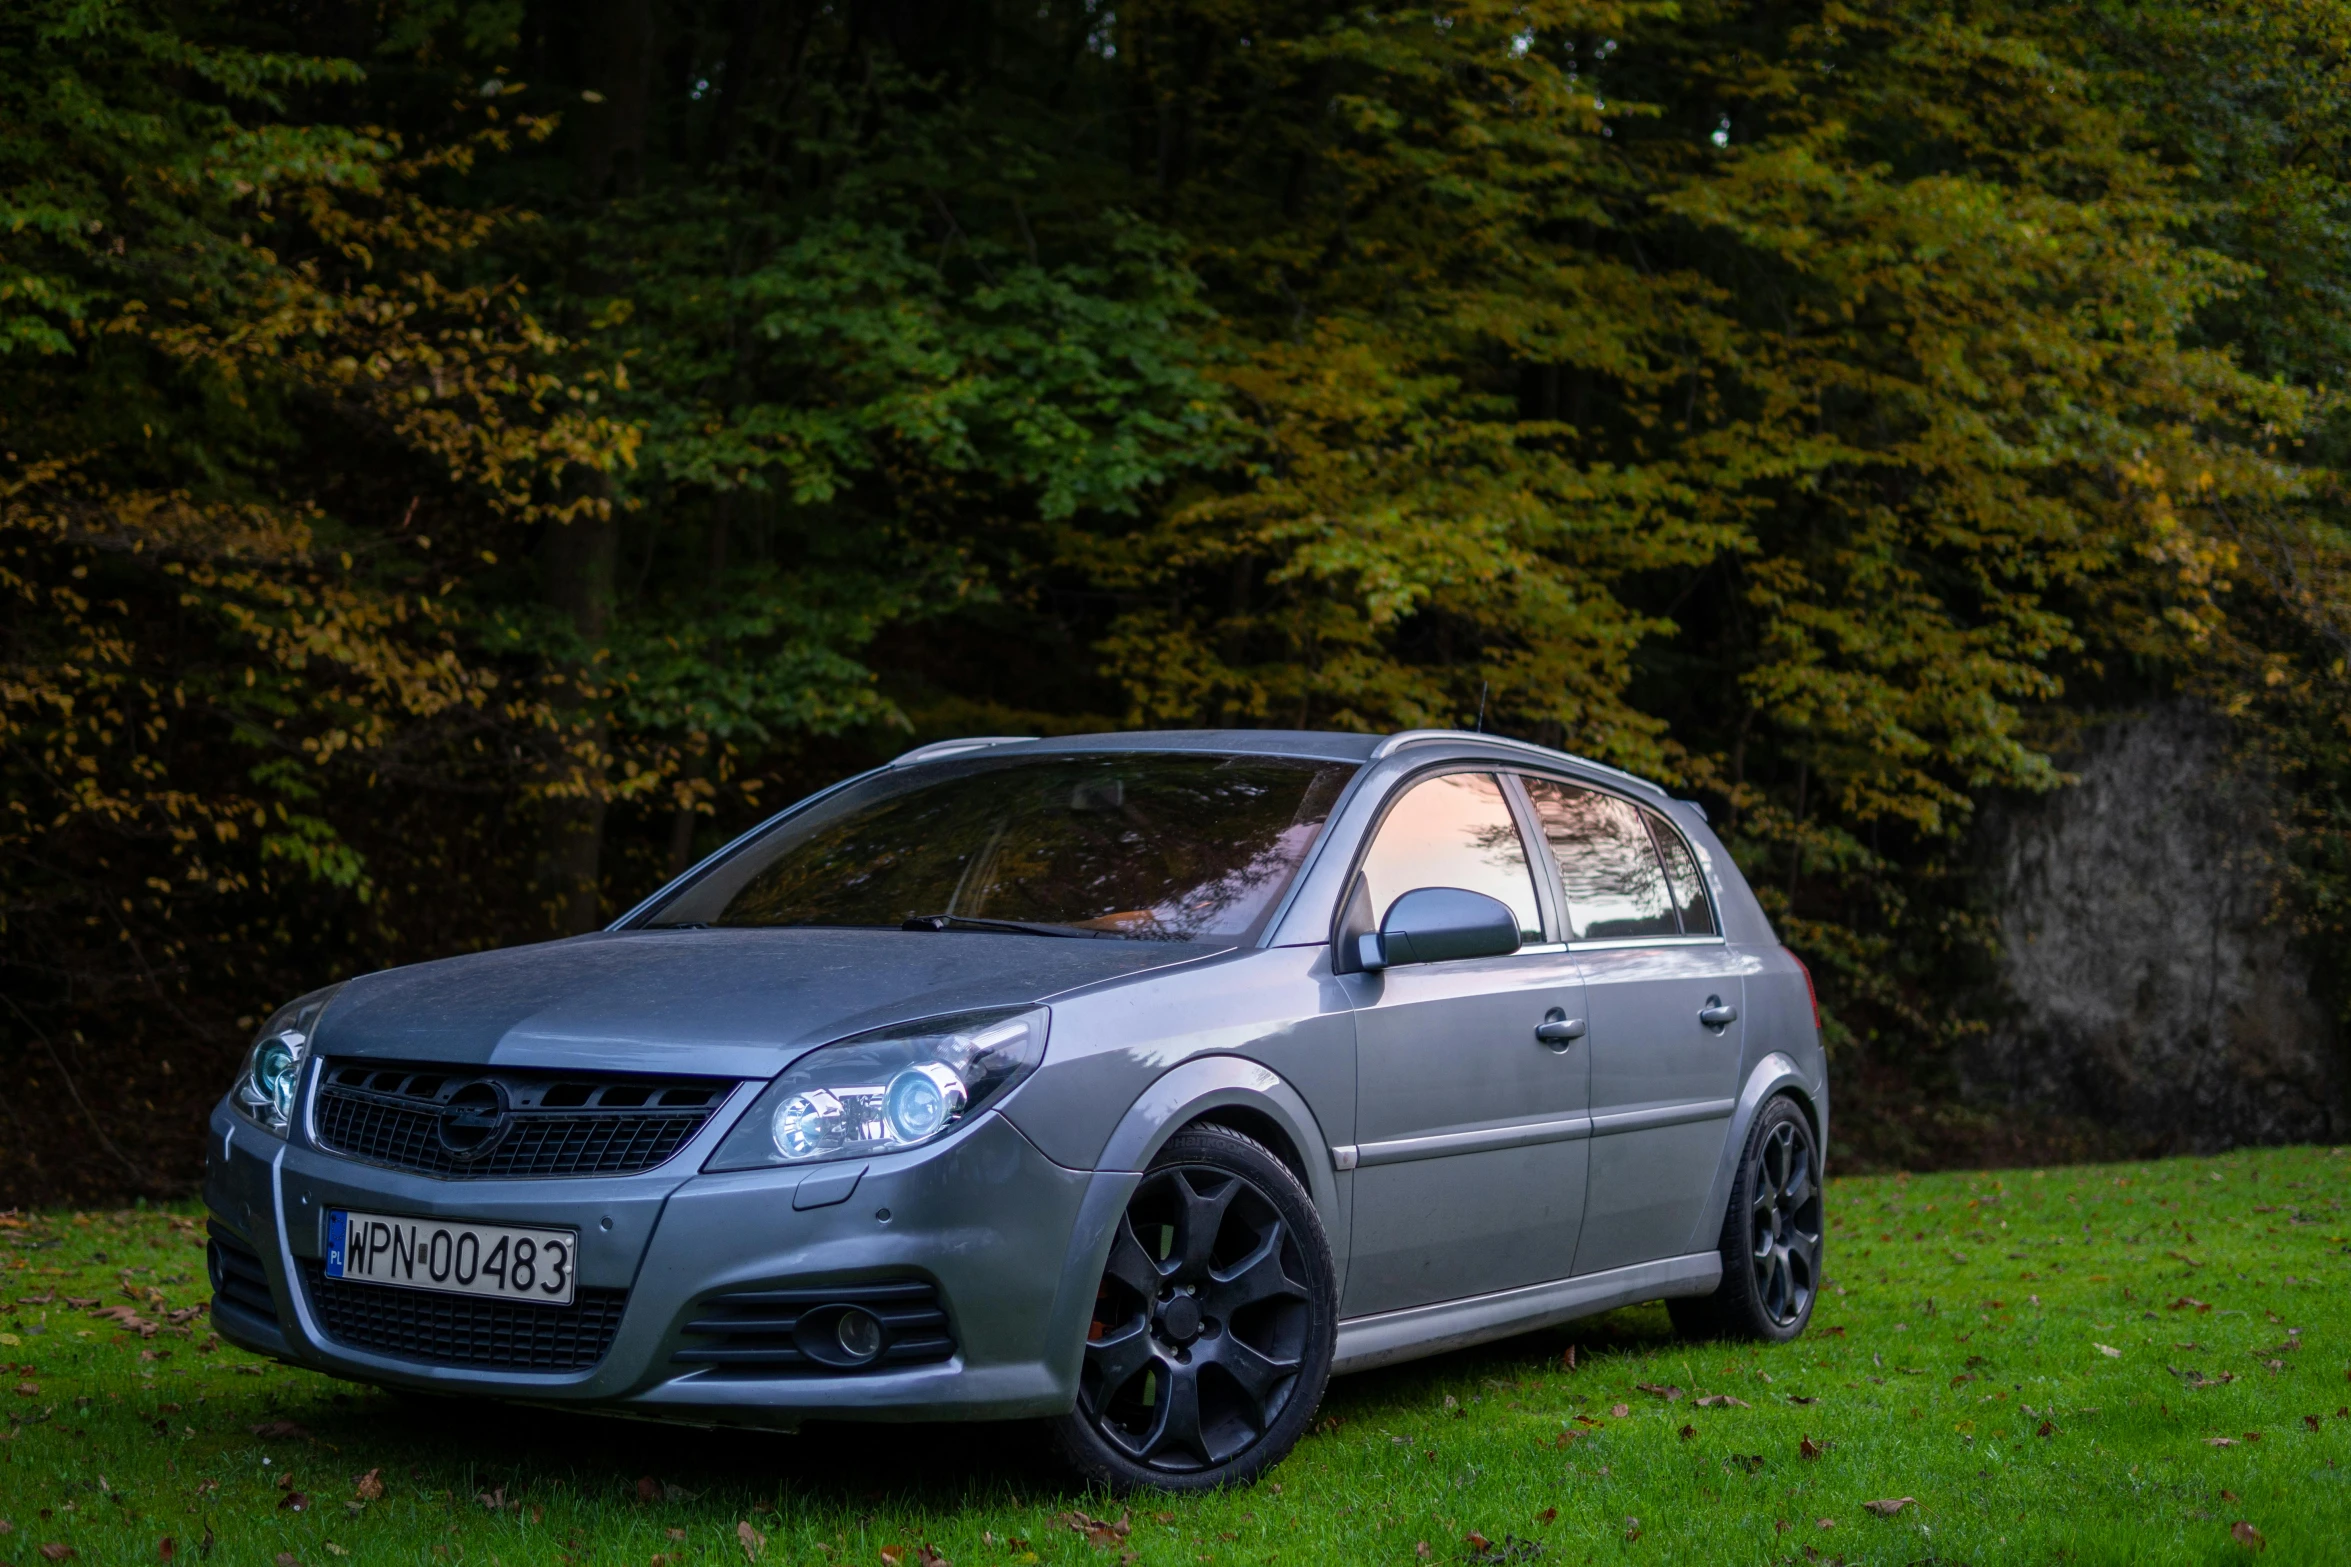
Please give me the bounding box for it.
[1051,1124,1335,1491]
[1668,1094,1823,1343]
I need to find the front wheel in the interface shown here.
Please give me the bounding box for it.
[1049,1124,1336,1492]
[1667,1094,1823,1343]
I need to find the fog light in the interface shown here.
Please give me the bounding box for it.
[834,1308,882,1363]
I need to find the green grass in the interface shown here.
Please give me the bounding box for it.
[4,1145,2349,1566]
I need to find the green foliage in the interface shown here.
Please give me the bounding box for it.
[6,0,2351,1198]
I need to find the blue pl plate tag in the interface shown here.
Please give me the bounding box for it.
[325,1209,349,1278]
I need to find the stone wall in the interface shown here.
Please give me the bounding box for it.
[1969,706,2343,1150]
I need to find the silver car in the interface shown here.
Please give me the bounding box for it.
[206,729,1826,1491]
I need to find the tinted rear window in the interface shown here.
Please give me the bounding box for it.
[1644,807,1717,936]
[647,753,1356,943]
[1521,778,1680,940]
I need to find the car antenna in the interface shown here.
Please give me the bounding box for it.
[1474,681,1488,733]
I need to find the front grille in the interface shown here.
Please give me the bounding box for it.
[299,1260,626,1372]
[672,1280,955,1376]
[313,1061,733,1179]
[208,1225,276,1322]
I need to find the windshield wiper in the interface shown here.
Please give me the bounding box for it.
[901,913,1120,939]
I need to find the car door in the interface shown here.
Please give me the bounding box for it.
[1519,777,1745,1277]
[1340,769,1594,1317]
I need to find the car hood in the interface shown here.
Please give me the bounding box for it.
[311,928,1232,1078]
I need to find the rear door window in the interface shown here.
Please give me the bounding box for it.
[1644,807,1718,936]
[1357,772,1544,942]
[1521,778,1679,940]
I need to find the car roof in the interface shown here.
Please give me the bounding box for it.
[889,728,1676,806]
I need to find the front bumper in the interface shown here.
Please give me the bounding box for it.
[203,1102,1135,1427]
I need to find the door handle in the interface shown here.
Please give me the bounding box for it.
[1698,995,1739,1030]
[1535,1008,1587,1049]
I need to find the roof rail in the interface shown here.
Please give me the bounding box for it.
[1371,728,1664,795]
[888,736,1037,767]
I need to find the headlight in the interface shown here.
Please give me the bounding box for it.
[706,1007,1047,1171]
[230,985,343,1137]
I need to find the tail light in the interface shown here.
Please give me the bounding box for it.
[1785,946,1820,1032]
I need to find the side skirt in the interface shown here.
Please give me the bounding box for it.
[1330,1252,1723,1375]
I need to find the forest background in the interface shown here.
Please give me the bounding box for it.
[6,0,2350,1204]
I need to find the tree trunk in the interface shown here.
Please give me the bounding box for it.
[531,0,653,935]
[536,502,619,935]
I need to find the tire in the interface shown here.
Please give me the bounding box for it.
[1667,1094,1823,1343]
[1049,1123,1336,1492]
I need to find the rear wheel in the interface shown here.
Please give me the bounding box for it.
[1667,1095,1822,1343]
[1049,1124,1335,1492]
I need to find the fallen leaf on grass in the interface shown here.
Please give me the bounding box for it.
[158,1539,174,1562]
[39,1547,75,1563]
[1557,1346,1577,1372]
[915,1548,948,1567]
[1534,1508,1556,1524]
[1861,1498,1915,1517]
[279,1492,310,1513]
[1609,1403,1630,1418]
[2232,1521,2266,1552]
[1054,1511,1130,1551]
[1623,1519,1640,1543]
[880,1549,904,1566]
[2037,1421,2056,1438]
[1636,1382,1683,1402]
[1787,1396,1817,1406]
[1695,1394,1750,1409]
[1800,1436,1828,1460]
[2307,1415,2324,1433]
[353,1470,383,1502]
[1414,1545,1430,1560]
[2169,1297,2211,1313]
[1678,1424,1696,1441]
[2207,1437,2240,1447]
[325,1548,348,1559]
[13,1382,37,1397]
[1816,1517,1836,1530]
[251,1420,311,1441]
[2095,1344,2122,1359]
[666,1529,686,1542]
[1465,1533,1490,1552]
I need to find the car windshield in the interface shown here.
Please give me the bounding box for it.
[645,752,1358,943]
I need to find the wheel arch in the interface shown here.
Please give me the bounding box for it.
[1092,1054,1343,1226]
[1684,1053,1823,1258]
[1033,1055,1348,1418]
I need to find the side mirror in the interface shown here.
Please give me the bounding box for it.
[1355,887,1523,971]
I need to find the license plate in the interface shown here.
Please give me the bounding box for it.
[325,1210,577,1306]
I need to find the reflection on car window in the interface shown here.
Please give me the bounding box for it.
[1522,779,1679,940]
[1645,806,1717,936]
[1357,772,1542,942]
[648,754,1355,942]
